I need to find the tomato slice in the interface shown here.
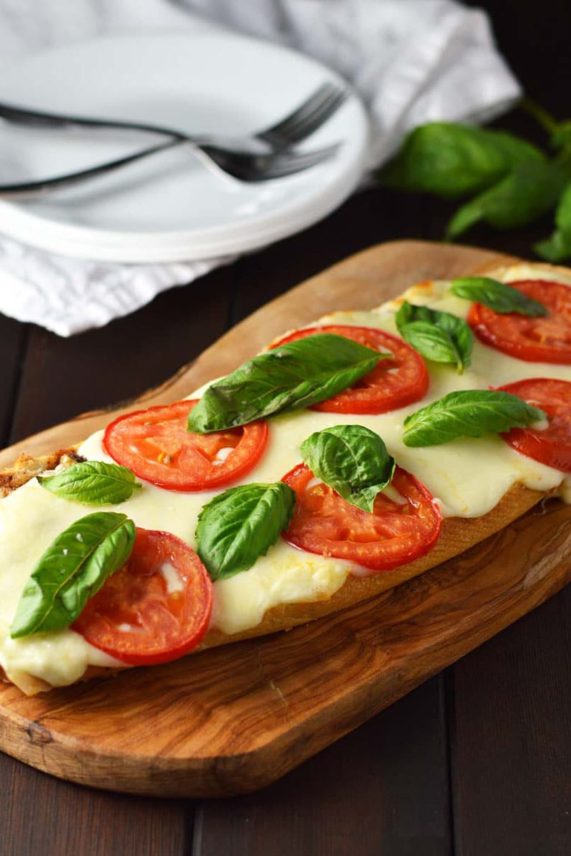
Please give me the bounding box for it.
[468,280,571,364]
[282,464,442,573]
[74,528,213,665]
[103,400,267,491]
[499,378,571,472]
[272,325,428,414]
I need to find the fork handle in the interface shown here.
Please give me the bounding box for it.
[0,101,187,141]
[0,138,187,199]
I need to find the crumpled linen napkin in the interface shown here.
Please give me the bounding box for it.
[0,0,520,336]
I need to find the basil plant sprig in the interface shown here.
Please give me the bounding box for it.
[450,277,547,317]
[379,109,571,261]
[10,512,135,638]
[196,482,295,581]
[403,390,545,448]
[301,425,395,513]
[38,461,141,505]
[395,301,473,373]
[381,122,544,201]
[536,182,571,262]
[188,333,384,433]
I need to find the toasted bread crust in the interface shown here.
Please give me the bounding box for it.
[0,449,83,497]
[201,481,547,647]
[0,482,547,694]
[1,257,568,692]
[0,445,549,693]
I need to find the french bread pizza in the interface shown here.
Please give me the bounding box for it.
[2,261,571,696]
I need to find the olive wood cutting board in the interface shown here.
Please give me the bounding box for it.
[1,240,570,798]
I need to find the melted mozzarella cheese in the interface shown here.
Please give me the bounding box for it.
[1,267,571,690]
[160,562,185,594]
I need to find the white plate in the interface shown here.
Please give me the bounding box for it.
[0,32,368,263]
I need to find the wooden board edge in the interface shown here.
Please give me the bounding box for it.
[1,239,569,798]
[1,500,570,797]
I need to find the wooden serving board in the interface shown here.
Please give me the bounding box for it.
[1,240,570,798]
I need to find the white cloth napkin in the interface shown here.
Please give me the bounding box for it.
[0,0,520,336]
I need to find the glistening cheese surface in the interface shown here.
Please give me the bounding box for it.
[1,264,570,690]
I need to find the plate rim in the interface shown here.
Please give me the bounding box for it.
[0,31,369,263]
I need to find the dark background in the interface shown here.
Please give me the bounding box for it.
[1,2,570,854]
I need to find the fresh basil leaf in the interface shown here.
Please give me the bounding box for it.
[188,334,383,433]
[535,182,571,262]
[196,482,295,580]
[10,512,135,638]
[446,158,567,239]
[551,121,571,152]
[38,461,141,505]
[397,322,462,371]
[395,301,473,373]
[381,123,543,199]
[520,98,569,149]
[402,390,545,448]
[300,425,395,513]
[450,276,547,317]
[535,230,571,263]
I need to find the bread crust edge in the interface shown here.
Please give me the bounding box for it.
[2,256,568,693]
[0,474,549,694]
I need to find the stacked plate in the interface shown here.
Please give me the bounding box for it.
[0,31,368,263]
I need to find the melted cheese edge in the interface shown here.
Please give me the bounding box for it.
[1,263,571,689]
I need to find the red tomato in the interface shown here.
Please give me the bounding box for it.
[272,325,428,414]
[104,400,267,491]
[468,280,571,364]
[74,528,213,665]
[282,464,442,573]
[499,378,571,472]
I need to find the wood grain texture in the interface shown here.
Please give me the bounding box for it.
[6,265,235,446]
[0,755,190,856]
[0,317,27,447]
[450,585,571,856]
[194,678,452,856]
[0,240,569,798]
[0,495,569,798]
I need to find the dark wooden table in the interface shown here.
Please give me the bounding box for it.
[1,2,570,854]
